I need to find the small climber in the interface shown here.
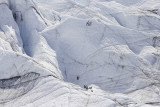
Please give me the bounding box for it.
[84,85,89,90]
[13,13,17,21]
[86,21,92,26]
[77,76,79,80]
[84,85,93,92]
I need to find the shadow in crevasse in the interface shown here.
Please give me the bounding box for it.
[0,72,40,104]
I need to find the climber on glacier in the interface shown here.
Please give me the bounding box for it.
[84,85,93,92]
[84,85,88,90]
[13,13,17,21]
[77,76,79,80]
[13,11,23,21]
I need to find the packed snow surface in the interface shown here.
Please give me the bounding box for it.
[0,0,160,106]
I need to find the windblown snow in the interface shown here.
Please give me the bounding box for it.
[0,0,160,106]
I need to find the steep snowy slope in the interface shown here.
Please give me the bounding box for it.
[0,0,160,106]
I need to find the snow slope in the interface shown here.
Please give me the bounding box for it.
[0,0,160,106]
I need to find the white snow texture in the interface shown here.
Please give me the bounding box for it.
[0,0,160,107]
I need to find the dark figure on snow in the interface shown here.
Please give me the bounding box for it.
[84,85,88,90]
[77,76,79,80]
[13,13,17,21]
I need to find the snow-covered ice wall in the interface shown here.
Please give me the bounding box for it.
[0,0,160,106]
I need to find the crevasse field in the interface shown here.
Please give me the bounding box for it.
[0,0,160,106]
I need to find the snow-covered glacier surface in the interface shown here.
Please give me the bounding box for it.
[0,0,160,106]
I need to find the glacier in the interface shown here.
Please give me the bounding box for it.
[0,0,160,106]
